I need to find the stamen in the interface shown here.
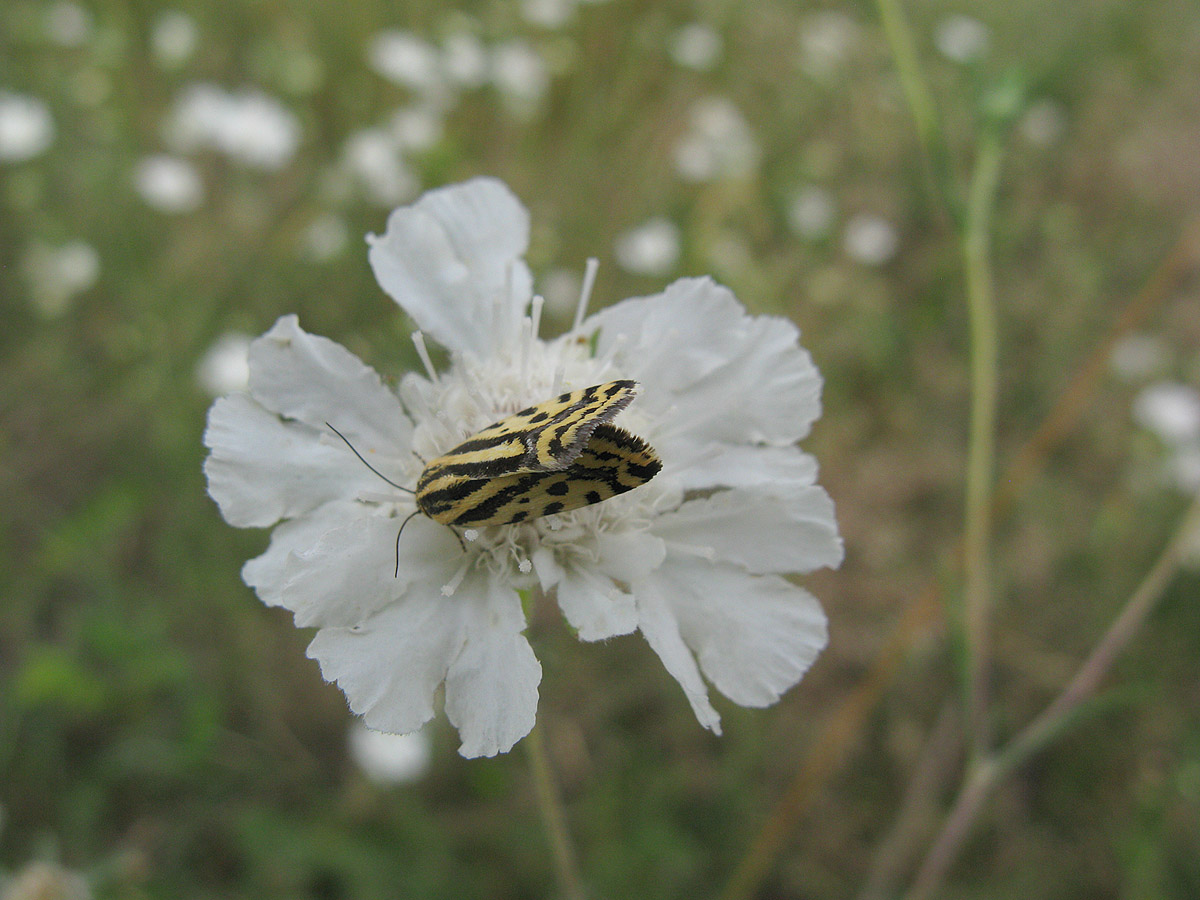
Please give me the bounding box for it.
[573,258,599,334]
[411,331,439,382]
[441,560,470,597]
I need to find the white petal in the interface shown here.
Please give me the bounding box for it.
[306,583,468,737]
[535,530,664,641]
[654,486,843,575]
[634,576,722,733]
[553,566,637,642]
[248,315,413,452]
[444,571,541,757]
[242,499,364,608]
[367,177,533,358]
[281,512,462,627]
[204,394,375,527]
[588,277,822,449]
[670,443,819,491]
[657,559,828,708]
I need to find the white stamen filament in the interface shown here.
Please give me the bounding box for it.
[441,559,471,597]
[411,331,439,382]
[573,257,599,334]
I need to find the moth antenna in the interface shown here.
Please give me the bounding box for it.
[394,509,422,578]
[325,423,415,494]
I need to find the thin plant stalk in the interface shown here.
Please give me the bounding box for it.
[905,493,1200,900]
[720,222,1197,900]
[525,720,587,900]
[960,133,1005,760]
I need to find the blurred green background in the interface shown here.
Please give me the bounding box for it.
[3,0,1199,897]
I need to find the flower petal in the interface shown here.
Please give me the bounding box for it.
[654,485,843,575]
[248,315,413,452]
[204,394,376,527]
[444,570,541,757]
[634,575,723,733]
[242,499,364,608]
[670,443,820,492]
[587,277,823,474]
[307,587,467,738]
[652,558,828,708]
[367,177,533,358]
[535,530,664,641]
[281,513,463,627]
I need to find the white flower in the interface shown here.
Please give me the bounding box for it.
[45,1,92,47]
[349,720,432,783]
[23,239,99,317]
[490,41,551,116]
[340,127,418,206]
[196,332,253,397]
[934,15,989,64]
[672,97,759,182]
[787,185,837,240]
[614,217,681,276]
[165,83,300,171]
[368,30,444,95]
[151,11,199,68]
[1020,99,1066,148]
[843,212,898,265]
[520,0,577,29]
[670,24,723,71]
[0,91,55,163]
[204,178,842,757]
[133,154,204,213]
[1133,383,1200,447]
[797,11,859,81]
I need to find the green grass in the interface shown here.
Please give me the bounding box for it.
[3,0,1200,897]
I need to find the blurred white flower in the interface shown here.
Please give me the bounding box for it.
[0,92,55,163]
[151,10,198,68]
[1020,99,1066,148]
[934,15,989,64]
[2,862,92,900]
[45,1,92,47]
[843,213,898,265]
[521,0,576,29]
[1169,445,1200,494]
[673,96,759,182]
[165,83,300,171]
[491,41,551,116]
[303,214,350,263]
[349,721,432,783]
[797,11,859,80]
[341,127,418,206]
[196,332,253,397]
[614,218,681,277]
[23,240,99,318]
[368,30,444,95]
[1110,333,1168,382]
[1133,383,1200,447]
[787,186,837,240]
[204,178,842,757]
[670,24,723,71]
[441,31,490,89]
[133,154,204,213]
[538,266,584,318]
[388,106,443,152]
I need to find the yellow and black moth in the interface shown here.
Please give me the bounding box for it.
[329,380,661,569]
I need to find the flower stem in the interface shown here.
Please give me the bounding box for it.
[905,493,1200,900]
[960,132,1004,761]
[525,721,587,900]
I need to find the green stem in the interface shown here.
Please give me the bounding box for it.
[905,493,1200,900]
[525,721,587,900]
[873,0,938,162]
[961,133,1004,760]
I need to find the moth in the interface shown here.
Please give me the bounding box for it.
[330,380,662,568]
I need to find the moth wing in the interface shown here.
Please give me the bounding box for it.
[431,423,663,527]
[421,380,640,484]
